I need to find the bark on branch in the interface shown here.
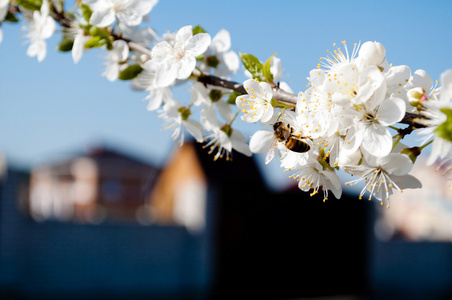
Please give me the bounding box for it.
[197,75,298,105]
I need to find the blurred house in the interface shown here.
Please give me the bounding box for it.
[14,142,452,299]
[0,142,370,300]
[0,146,213,300]
[28,147,160,223]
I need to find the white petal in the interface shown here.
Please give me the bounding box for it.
[270,56,283,82]
[440,69,452,102]
[259,81,273,100]
[117,11,143,27]
[185,33,211,57]
[381,153,413,175]
[151,40,173,62]
[377,97,405,126]
[190,82,209,106]
[41,16,56,39]
[129,0,158,15]
[362,125,392,157]
[217,130,232,152]
[308,69,325,88]
[183,119,204,142]
[90,8,115,27]
[147,88,165,111]
[105,63,119,81]
[343,126,364,154]
[389,174,422,190]
[40,0,50,16]
[250,130,275,153]
[112,39,129,62]
[279,82,294,94]
[243,79,261,96]
[221,50,239,73]
[427,137,451,165]
[154,63,176,87]
[321,170,342,199]
[410,69,433,92]
[211,29,231,53]
[354,82,375,105]
[200,105,219,131]
[0,3,8,22]
[215,100,234,123]
[332,92,352,107]
[385,65,411,88]
[175,25,193,46]
[175,56,196,79]
[260,106,274,123]
[231,130,252,157]
[358,41,386,66]
[72,33,86,64]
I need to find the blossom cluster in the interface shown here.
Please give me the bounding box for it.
[2,0,452,205]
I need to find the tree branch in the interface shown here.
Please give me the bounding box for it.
[44,4,426,130]
[197,74,298,105]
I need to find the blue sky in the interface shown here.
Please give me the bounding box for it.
[0,0,451,190]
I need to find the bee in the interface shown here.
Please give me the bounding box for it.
[265,121,311,164]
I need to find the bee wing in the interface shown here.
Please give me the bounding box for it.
[265,139,278,164]
[265,147,275,165]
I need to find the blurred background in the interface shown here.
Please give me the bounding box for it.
[1,0,452,299]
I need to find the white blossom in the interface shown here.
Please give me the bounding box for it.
[290,161,342,202]
[149,25,211,87]
[103,39,129,81]
[344,153,422,206]
[203,121,251,161]
[190,82,234,123]
[158,100,203,146]
[236,79,274,123]
[417,69,452,165]
[23,0,56,62]
[200,29,239,77]
[83,0,158,28]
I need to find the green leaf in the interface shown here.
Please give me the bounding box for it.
[192,25,207,35]
[84,36,103,48]
[263,52,277,83]
[16,0,43,11]
[435,108,452,142]
[89,26,111,39]
[57,37,74,52]
[227,91,242,105]
[4,11,19,23]
[118,64,144,80]
[80,4,93,23]
[239,53,264,80]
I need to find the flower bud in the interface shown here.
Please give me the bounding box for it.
[407,87,428,106]
[358,41,386,67]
